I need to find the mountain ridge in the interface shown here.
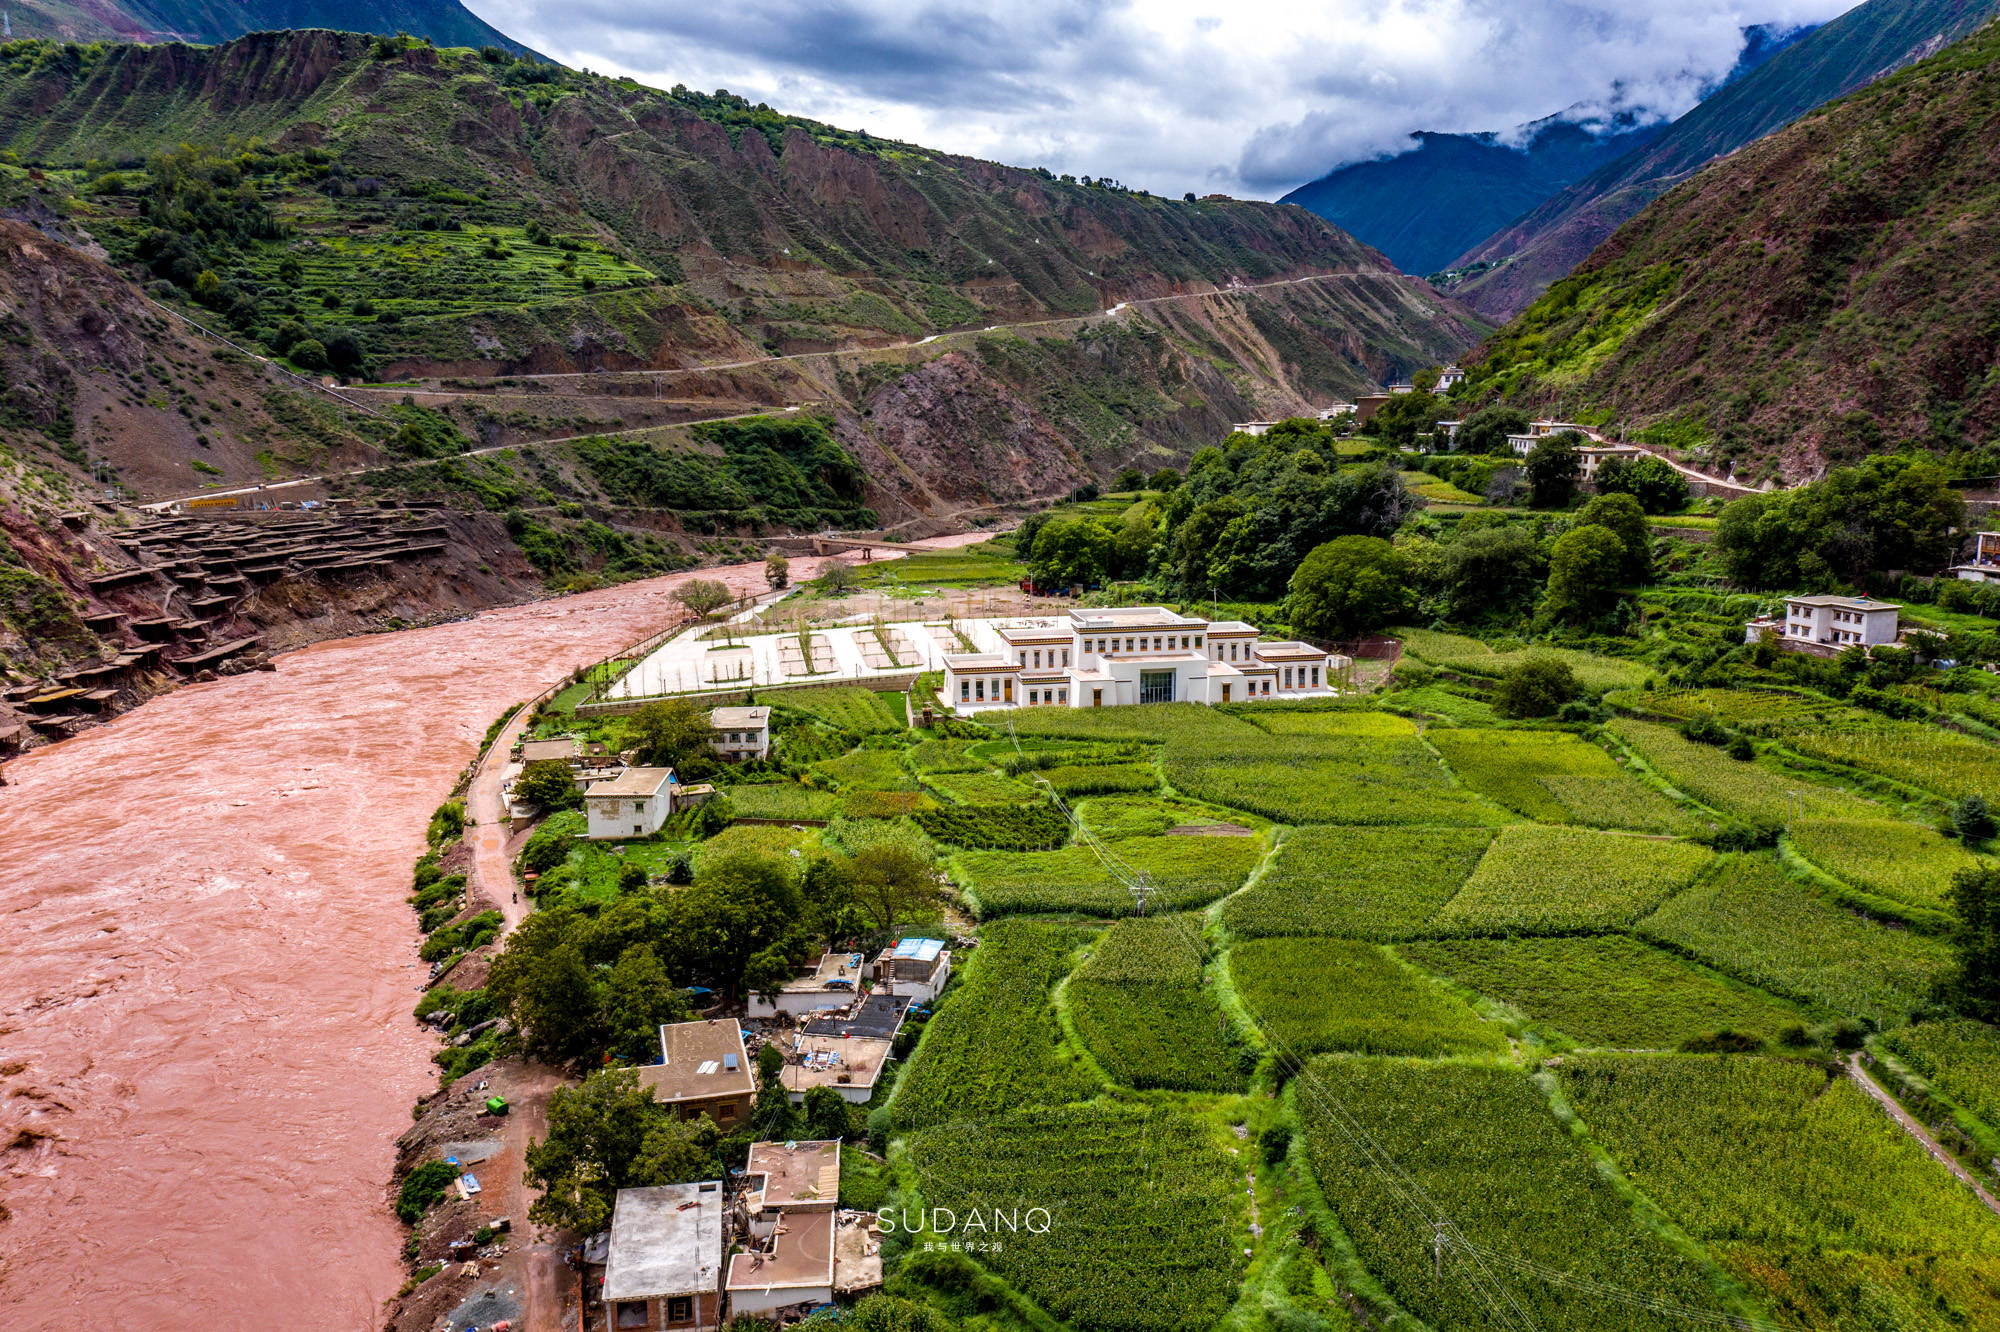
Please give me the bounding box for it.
[1460,19,2000,481]
[5,0,533,54]
[1446,0,2000,318]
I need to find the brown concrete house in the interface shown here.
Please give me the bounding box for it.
[636,1019,755,1129]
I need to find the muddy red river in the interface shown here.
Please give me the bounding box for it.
[0,558,871,1329]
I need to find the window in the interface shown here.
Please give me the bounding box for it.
[1194,636,1203,648]
[1062,650,1070,666]
[961,680,971,701]
[616,1300,650,1329]
[1033,650,1042,668]
[1284,667,1293,688]
[1311,666,1319,687]
[1126,637,1135,652]
[1139,669,1176,705]
[976,680,985,701]
[1058,690,1068,704]
[667,1295,695,1324]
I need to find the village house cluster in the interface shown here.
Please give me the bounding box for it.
[508,706,774,840]
[940,606,1347,712]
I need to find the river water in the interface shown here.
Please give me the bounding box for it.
[0,559,842,1329]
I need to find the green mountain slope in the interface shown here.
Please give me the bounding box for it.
[1447,0,2000,319]
[1462,21,2000,482]
[6,0,531,53]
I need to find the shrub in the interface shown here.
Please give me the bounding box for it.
[395,1160,460,1223]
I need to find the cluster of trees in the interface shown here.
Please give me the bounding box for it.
[1159,423,1418,599]
[488,841,944,1068]
[1715,453,1964,588]
[1018,507,1156,590]
[1280,493,1656,639]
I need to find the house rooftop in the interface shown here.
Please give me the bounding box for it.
[1253,641,1327,659]
[1784,596,1902,612]
[1206,621,1260,635]
[784,951,868,993]
[803,994,912,1041]
[587,766,677,798]
[521,737,580,763]
[601,1182,725,1301]
[781,1035,893,1097]
[725,1207,835,1295]
[941,652,1013,669]
[995,621,1072,642]
[636,1019,755,1105]
[743,1139,840,1211]
[1069,606,1199,629]
[710,706,770,729]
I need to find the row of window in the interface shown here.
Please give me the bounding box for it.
[1019,648,1072,668]
[961,678,1012,703]
[1026,688,1069,705]
[1086,633,1203,654]
[1281,665,1322,689]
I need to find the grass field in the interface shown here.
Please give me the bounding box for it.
[1297,1058,1739,1332]
[907,1106,1246,1332]
[891,920,1099,1129]
[1077,794,1269,839]
[1230,938,1506,1058]
[1167,728,1507,826]
[809,747,914,791]
[1428,826,1714,934]
[1066,917,1249,1092]
[1399,935,1802,1049]
[1560,1054,2000,1328]
[1221,825,1493,939]
[692,823,813,870]
[925,770,1044,805]
[1636,854,1952,1024]
[954,833,1264,917]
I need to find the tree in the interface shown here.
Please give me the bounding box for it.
[764,552,790,590]
[1110,508,1157,578]
[514,758,581,811]
[818,562,858,593]
[801,1085,854,1141]
[1945,865,2000,1022]
[1363,390,1444,448]
[1596,455,1688,513]
[850,845,943,938]
[488,919,601,1065]
[602,945,692,1063]
[1441,525,1545,620]
[1715,454,1966,589]
[627,697,718,775]
[1543,525,1628,622]
[672,851,802,1000]
[1956,795,1997,843]
[744,942,797,1007]
[1284,536,1410,641]
[525,1069,720,1232]
[1524,432,1583,508]
[1148,468,1182,492]
[1493,654,1580,718]
[674,578,733,618]
[289,337,329,371]
[1456,405,1530,457]
[1028,517,1116,588]
[1573,492,1652,584]
[1114,465,1146,491]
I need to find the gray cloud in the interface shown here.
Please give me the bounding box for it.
[467,0,1857,198]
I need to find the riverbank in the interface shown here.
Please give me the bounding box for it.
[0,556,854,1330]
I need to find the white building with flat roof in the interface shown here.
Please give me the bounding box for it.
[941,606,1345,713]
[585,766,679,840]
[1744,596,1902,655]
[709,706,770,762]
[600,1181,725,1331]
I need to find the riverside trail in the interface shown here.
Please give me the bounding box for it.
[0,541,973,1328]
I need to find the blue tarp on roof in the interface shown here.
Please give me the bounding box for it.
[890,938,944,963]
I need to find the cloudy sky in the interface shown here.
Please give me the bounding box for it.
[466,0,1858,199]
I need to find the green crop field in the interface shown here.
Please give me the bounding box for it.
[1429,729,1695,832]
[925,770,1044,805]
[692,822,813,869]
[912,802,1070,851]
[1167,727,1507,826]
[1787,817,1980,911]
[722,782,841,821]
[808,747,913,790]
[1230,938,1506,1057]
[909,738,988,773]
[1221,825,1493,938]
[1637,854,1952,1024]
[1077,794,1267,840]
[1608,719,1883,823]
[773,685,905,733]
[954,833,1263,917]
[1066,918,1248,1092]
[1039,762,1160,796]
[1400,935,1802,1048]
[891,920,1099,1129]
[1776,718,2000,804]
[1428,826,1713,934]
[1883,1019,2000,1131]
[1391,627,1494,663]
[1297,1058,1739,1332]
[1239,708,1418,738]
[908,1106,1246,1332]
[1560,1054,2000,1329]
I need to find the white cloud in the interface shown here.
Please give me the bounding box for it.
[465,0,1857,198]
